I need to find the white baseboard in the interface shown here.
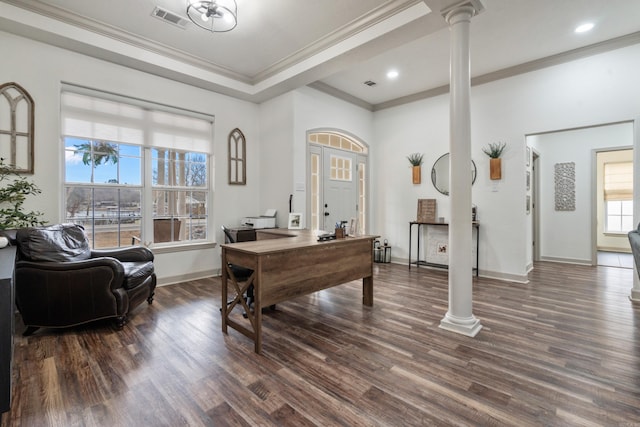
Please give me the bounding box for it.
[539,256,593,266]
[390,257,529,284]
[157,268,220,286]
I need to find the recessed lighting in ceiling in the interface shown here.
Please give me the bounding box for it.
[386,70,399,79]
[575,22,594,33]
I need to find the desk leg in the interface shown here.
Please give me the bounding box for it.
[221,250,228,333]
[408,223,412,269]
[363,276,373,306]
[254,281,262,354]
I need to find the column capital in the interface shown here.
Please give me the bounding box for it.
[440,0,484,21]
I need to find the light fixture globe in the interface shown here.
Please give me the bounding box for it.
[187,0,237,33]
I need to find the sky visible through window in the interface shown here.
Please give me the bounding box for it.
[64,137,141,185]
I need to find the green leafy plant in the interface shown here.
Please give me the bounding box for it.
[482,142,507,158]
[407,153,424,166]
[0,158,45,230]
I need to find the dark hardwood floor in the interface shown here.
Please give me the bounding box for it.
[2,261,639,426]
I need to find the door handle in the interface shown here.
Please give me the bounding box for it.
[324,212,330,216]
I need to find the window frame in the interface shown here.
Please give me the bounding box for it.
[61,87,214,250]
[604,199,634,234]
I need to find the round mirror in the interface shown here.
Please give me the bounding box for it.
[430,153,477,196]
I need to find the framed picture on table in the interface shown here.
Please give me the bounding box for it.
[288,213,303,229]
[348,217,359,236]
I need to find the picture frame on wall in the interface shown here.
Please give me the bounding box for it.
[288,213,303,229]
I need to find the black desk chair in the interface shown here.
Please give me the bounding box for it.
[221,226,254,316]
[221,226,275,317]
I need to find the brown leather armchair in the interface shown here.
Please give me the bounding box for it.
[7,224,156,335]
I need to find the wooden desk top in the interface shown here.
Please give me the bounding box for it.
[220,229,377,255]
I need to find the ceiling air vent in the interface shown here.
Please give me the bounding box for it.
[364,80,377,87]
[152,6,189,29]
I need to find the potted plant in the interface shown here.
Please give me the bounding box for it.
[407,153,424,184]
[482,142,506,180]
[0,158,44,229]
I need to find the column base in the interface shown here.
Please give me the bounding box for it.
[629,287,640,302]
[439,312,482,337]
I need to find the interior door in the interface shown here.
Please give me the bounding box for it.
[322,149,357,231]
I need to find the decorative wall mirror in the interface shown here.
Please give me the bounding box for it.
[228,128,246,185]
[431,153,477,196]
[0,82,34,173]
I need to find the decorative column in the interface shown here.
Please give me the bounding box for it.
[631,115,640,302]
[439,0,484,337]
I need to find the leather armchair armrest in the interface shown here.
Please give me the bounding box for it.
[16,257,126,288]
[91,246,154,263]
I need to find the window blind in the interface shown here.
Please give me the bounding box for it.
[61,90,213,154]
[604,161,633,201]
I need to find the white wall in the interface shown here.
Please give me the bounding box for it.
[257,86,374,230]
[0,30,261,284]
[373,43,640,282]
[528,123,633,264]
[257,92,295,229]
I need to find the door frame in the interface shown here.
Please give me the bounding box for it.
[305,129,369,233]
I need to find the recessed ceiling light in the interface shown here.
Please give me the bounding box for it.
[386,70,399,79]
[575,22,594,33]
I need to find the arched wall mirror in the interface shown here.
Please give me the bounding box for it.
[431,153,477,196]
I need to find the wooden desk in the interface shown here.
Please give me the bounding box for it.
[221,229,376,353]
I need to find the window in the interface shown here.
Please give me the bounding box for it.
[0,82,34,173]
[604,161,633,233]
[62,89,213,249]
[606,200,633,232]
[228,128,246,185]
[330,155,352,181]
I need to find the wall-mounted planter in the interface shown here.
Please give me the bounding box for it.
[490,158,502,180]
[412,165,421,184]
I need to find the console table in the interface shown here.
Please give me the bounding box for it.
[408,221,479,276]
[0,246,16,413]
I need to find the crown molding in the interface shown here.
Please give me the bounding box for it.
[1,0,252,84]
[253,0,426,83]
[308,82,374,111]
[2,0,426,87]
[369,30,640,111]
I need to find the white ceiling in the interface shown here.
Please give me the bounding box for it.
[2,0,640,109]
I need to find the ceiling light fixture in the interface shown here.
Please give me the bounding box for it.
[387,70,399,79]
[575,22,594,33]
[186,0,237,33]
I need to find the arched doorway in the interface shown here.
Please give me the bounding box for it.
[307,130,368,233]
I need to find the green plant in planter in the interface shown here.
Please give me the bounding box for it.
[407,153,424,166]
[0,158,45,230]
[482,142,507,158]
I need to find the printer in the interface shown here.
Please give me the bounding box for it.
[240,209,277,229]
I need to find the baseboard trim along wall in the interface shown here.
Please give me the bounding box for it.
[157,269,220,286]
[540,256,592,266]
[390,258,529,284]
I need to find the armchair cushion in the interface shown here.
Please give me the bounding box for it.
[121,261,155,290]
[16,224,90,262]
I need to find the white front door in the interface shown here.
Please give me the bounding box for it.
[322,149,357,231]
